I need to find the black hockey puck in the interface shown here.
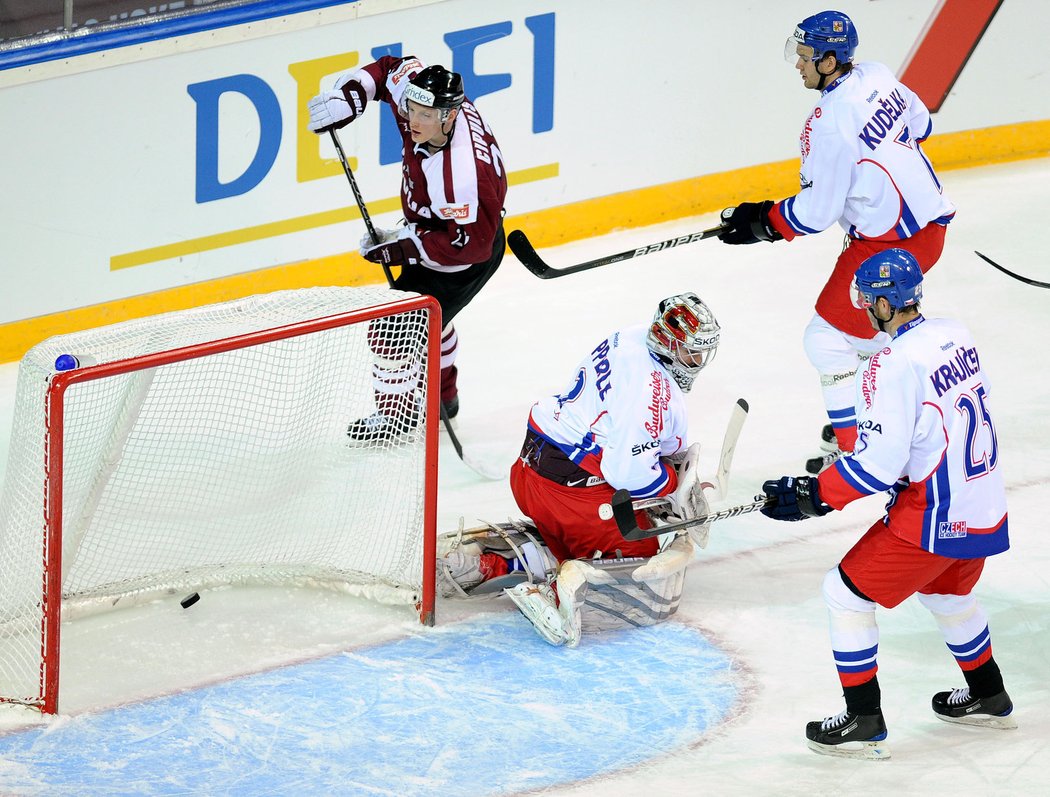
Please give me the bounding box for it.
[180,592,200,609]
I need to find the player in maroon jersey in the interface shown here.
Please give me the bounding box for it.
[308,57,508,441]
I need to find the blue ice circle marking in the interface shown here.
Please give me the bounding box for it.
[0,615,737,796]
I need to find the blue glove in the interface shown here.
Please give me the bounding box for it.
[761,476,832,522]
[717,200,783,245]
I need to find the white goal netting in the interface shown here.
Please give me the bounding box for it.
[0,286,438,711]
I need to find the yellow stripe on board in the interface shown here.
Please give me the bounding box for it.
[110,163,561,271]
[4,120,1049,363]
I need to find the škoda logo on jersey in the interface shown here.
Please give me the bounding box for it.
[633,233,706,257]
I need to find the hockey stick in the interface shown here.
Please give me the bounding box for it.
[608,489,774,542]
[714,397,748,502]
[974,251,1050,289]
[508,224,728,279]
[329,130,499,479]
[596,397,750,521]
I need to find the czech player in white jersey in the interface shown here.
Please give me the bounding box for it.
[716,10,954,473]
[761,250,1014,760]
[437,294,721,646]
[307,58,507,441]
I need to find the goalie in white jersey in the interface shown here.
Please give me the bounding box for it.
[761,249,1014,760]
[717,10,954,474]
[438,294,721,646]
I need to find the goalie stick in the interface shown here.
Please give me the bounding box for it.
[714,397,748,502]
[975,251,1050,289]
[597,397,750,520]
[508,223,728,279]
[330,130,499,481]
[609,490,774,542]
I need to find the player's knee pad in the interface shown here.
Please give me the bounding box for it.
[802,316,860,372]
[822,566,876,614]
[367,318,424,365]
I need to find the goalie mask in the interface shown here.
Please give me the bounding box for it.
[647,293,721,392]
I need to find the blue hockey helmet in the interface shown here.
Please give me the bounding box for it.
[785,10,859,65]
[852,249,923,311]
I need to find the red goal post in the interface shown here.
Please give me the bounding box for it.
[0,287,440,715]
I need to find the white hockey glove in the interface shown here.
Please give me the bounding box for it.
[360,225,424,268]
[358,227,400,254]
[307,75,368,133]
[665,443,713,548]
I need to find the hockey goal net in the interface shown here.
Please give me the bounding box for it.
[0,287,440,714]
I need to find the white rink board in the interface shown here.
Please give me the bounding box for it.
[2,0,1049,324]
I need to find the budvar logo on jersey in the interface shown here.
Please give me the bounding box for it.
[439,205,471,220]
[187,13,555,203]
[644,371,670,439]
[938,520,968,539]
[860,350,887,410]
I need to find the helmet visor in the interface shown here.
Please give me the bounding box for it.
[850,279,874,309]
[785,37,816,63]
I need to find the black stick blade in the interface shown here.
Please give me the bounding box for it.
[975,251,1050,289]
[610,489,645,540]
[508,229,550,277]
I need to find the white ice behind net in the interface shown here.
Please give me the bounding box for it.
[0,287,432,707]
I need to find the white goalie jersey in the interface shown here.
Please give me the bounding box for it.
[526,324,689,498]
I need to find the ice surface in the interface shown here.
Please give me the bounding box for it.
[0,159,1047,795]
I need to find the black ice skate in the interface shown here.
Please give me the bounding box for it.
[346,410,418,445]
[806,448,845,474]
[820,423,838,452]
[805,708,890,760]
[932,688,1017,729]
[806,424,846,474]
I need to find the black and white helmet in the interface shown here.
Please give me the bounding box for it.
[646,293,721,392]
[398,65,465,122]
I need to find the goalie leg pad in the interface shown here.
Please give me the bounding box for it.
[505,579,580,647]
[438,518,557,598]
[566,543,692,634]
